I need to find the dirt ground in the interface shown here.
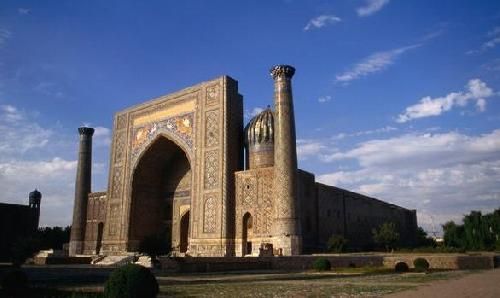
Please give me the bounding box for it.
[4,265,499,297]
[386,268,500,298]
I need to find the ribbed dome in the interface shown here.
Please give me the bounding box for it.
[245,107,274,146]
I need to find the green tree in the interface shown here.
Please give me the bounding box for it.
[327,234,348,253]
[463,211,485,250]
[372,222,400,252]
[415,227,436,247]
[37,226,71,250]
[442,221,465,248]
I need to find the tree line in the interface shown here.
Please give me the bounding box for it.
[443,209,500,251]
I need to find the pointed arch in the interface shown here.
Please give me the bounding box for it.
[127,135,192,252]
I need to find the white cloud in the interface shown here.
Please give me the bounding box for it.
[0,105,52,154]
[335,44,420,83]
[321,130,500,167]
[18,8,30,15]
[318,95,332,103]
[94,126,112,147]
[467,27,500,55]
[244,107,266,121]
[397,79,495,123]
[331,126,397,140]
[34,81,65,99]
[316,129,500,233]
[483,58,500,72]
[0,104,109,226]
[0,28,11,46]
[297,139,332,160]
[304,15,341,31]
[357,0,390,17]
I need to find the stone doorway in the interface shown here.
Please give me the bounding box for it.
[242,212,253,255]
[96,222,104,255]
[180,211,190,253]
[128,136,191,253]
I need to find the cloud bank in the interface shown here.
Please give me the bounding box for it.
[397,79,495,123]
[312,129,500,233]
[0,105,109,226]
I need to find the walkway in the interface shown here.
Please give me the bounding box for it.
[386,268,500,298]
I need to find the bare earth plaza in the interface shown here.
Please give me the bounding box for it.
[1,1,500,297]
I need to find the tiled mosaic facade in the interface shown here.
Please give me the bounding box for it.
[77,67,417,257]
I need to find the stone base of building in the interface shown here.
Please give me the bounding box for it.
[188,238,235,257]
[68,240,84,256]
[273,235,302,256]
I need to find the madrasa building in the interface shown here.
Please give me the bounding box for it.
[68,65,417,257]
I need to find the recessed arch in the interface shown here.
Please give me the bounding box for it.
[179,210,190,253]
[242,212,253,256]
[131,131,194,175]
[127,135,192,253]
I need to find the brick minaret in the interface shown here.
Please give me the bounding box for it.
[29,189,42,229]
[69,127,94,256]
[270,65,301,255]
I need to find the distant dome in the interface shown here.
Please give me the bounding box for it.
[244,107,275,169]
[245,107,274,146]
[29,189,42,200]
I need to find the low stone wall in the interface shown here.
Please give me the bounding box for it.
[270,255,384,271]
[383,255,494,270]
[33,256,92,265]
[159,254,496,273]
[160,257,272,273]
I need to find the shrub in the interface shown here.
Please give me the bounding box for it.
[372,222,400,252]
[413,258,430,272]
[103,264,158,298]
[1,269,28,297]
[327,235,348,253]
[313,258,331,271]
[394,261,409,273]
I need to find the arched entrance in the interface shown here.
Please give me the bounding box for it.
[242,212,253,256]
[129,136,192,253]
[179,211,190,253]
[96,222,104,255]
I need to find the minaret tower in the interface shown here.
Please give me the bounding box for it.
[29,189,42,229]
[270,65,301,255]
[69,127,94,256]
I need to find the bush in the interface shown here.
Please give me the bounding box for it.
[413,258,430,272]
[394,262,409,273]
[372,222,400,252]
[327,235,348,253]
[103,264,158,298]
[1,269,28,297]
[313,258,331,271]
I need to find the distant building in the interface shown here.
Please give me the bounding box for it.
[69,65,417,257]
[0,190,41,261]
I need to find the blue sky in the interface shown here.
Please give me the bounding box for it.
[1,0,499,235]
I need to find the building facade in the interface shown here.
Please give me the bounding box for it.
[69,65,417,257]
[0,190,41,260]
